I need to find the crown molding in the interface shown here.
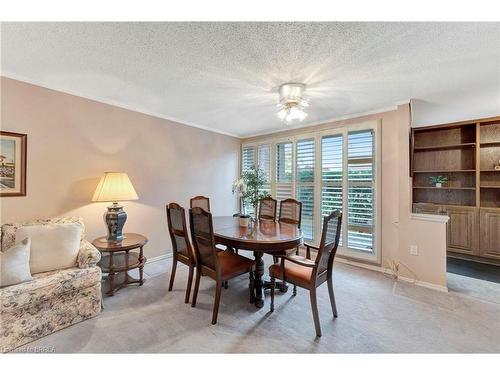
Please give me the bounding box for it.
[242,104,401,139]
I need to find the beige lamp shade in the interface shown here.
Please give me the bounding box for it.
[92,172,139,202]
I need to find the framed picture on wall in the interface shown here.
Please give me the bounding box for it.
[0,131,27,197]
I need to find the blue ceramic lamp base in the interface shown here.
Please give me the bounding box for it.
[104,202,127,242]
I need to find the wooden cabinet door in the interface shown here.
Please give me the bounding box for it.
[479,208,500,259]
[443,206,478,255]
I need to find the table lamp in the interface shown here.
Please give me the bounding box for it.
[92,172,139,242]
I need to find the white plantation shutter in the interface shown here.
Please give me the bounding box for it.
[321,134,343,245]
[241,146,256,215]
[242,146,256,173]
[241,121,378,261]
[275,142,293,202]
[257,144,271,195]
[296,139,315,240]
[347,130,374,252]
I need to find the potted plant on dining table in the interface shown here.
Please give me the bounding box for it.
[232,166,271,227]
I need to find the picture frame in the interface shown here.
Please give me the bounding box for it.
[0,131,27,197]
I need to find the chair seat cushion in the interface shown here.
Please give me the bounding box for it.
[0,266,101,313]
[269,256,315,285]
[218,251,255,280]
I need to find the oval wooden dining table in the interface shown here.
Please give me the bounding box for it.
[213,216,303,308]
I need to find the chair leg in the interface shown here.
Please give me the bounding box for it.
[212,280,222,325]
[224,280,228,289]
[293,284,297,296]
[191,269,201,308]
[249,271,255,303]
[168,258,177,291]
[309,288,322,337]
[184,265,194,304]
[270,277,275,312]
[327,274,338,318]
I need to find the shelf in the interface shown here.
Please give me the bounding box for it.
[481,169,500,172]
[413,186,476,190]
[480,186,500,189]
[413,143,476,152]
[480,142,500,147]
[413,170,476,173]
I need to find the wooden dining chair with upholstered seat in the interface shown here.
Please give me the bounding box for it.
[272,198,303,290]
[258,196,277,221]
[190,195,210,212]
[189,207,256,325]
[269,210,342,337]
[166,203,196,303]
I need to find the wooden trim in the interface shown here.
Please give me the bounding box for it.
[0,131,27,197]
[415,115,500,130]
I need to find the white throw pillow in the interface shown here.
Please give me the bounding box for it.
[0,237,33,287]
[15,223,82,274]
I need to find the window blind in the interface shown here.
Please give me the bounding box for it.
[321,135,343,245]
[347,130,374,252]
[257,144,271,195]
[275,142,293,203]
[296,139,315,240]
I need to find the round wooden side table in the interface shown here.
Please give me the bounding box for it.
[92,233,148,296]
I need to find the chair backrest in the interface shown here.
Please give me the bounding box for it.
[189,206,218,272]
[315,210,342,276]
[258,197,277,221]
[166,203,194,263]
[190,196,210,212]
[278,199,302,228]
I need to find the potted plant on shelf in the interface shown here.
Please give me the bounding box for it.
[429,175,448,188]
[232,166,270,226]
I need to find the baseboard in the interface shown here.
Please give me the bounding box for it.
[146,253,172,264]
[335,257,449,293]
[145,251,449,293]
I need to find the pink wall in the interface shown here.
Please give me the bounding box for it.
[0,77,240,258]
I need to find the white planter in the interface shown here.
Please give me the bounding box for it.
[435,183,442,188]
[239,217,250,227]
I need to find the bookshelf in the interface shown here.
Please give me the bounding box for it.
[411,117,500,264]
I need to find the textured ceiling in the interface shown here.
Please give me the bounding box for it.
[1,22,499,137]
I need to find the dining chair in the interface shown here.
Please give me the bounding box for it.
[189,207,256,325]
[190,195,210,212]
[166,203,196,303]
[258,196,277,221]
[269,210,342,337]
[278,198,303,255]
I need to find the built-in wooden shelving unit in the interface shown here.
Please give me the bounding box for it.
[411,117,500,264]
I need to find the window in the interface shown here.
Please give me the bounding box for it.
[275,142,293,202]
[347,130,374,252]
[257,144,271,195]
[321,134,343,245]
[241,121,379,262]
[241,144,271,215]
[296,139,315,240]
[242,146,255,173]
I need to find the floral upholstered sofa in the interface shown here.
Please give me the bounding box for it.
[0,217,102,353]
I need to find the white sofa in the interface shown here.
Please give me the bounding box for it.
[0,217,102,353]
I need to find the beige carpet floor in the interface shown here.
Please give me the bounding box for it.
[16,255,500,353]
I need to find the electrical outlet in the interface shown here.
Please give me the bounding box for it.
[410,245,418,256]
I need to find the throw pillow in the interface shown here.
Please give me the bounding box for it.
[15,223,82,274]
[0,237,33,287]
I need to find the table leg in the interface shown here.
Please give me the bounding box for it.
[253,251,264,308]
[108,252,115,296]
[139,246,145,286]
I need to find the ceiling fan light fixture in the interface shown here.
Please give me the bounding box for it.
[276,82,309,124]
